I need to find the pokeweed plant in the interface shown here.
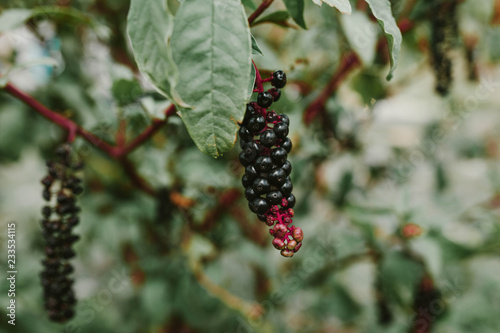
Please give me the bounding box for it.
[3,0,495,332]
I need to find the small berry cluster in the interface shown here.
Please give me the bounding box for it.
[430,0,458,96]
[239,69,303,257]
[40,144,83,322]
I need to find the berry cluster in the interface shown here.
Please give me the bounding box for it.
[430,0,458,96]
[40,144,83,322]
[239,69,303,257]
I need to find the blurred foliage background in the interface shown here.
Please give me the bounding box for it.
[2,0,500,332]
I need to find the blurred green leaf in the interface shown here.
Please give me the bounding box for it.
[127,0,184,106]
[311,0,352,14]
[364,0,402,80]
[283,0,307,29]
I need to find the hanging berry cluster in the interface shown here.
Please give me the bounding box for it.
[40,144,83,322]
[238,68,303,257]
[430,0,458,96]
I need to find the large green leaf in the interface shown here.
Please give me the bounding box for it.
[311,0,352,14]
[127,0,184,105]
[283,0,307,29]
[171,0,252,158]
[364,0,402,80]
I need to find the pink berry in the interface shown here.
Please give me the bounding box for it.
[280,249,294,257]
[288,208,294,217]
[287,239,297,250]
[292,227,303,242]
[273,224,287,238]
[272,238,285,250]
[293,242,302,252]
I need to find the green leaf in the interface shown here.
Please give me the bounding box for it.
[0,7,105,34]
[241,0,257,10]
[127,0,184,106]
[253,10,291,27]
[364,0,402,80]
[251,34,263,55]
[311,0,352,14]
[0,9,32,33]
[247,63,256,99]
[111,79,143,107]
[283,0,307,29]
[171,0,252,158]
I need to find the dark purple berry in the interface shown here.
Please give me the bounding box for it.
[257,92,273,108]
[255,156,273,173]
[280,180,293,196]
[271,70,287,89]
[281,138,292,153]
[239,151,254,166]
[282,160,292,175]
[245,165,258,179]
[269,88,281,102]
[266,111,278,123]
[266,191,283,205]
[257,214,267,222]
[274,122,289,139]
[268,168,286,186]
[248,115,266,132]
[260,130,277,148]
[242,103,257,125]
[278,114,289,125]
[284,194,296,208]
[245,187,258,201]
[42,206,52,218]
[249,198,269,214]
[239,127,253,141]
[242,173,254,187]
[252,178,270,195]
[271,148,288,166]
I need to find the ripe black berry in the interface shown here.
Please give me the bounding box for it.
[281,138,292,153]
[248,115,266,132]
[245,165,258,179]
[278,114,290,126]
[242,173,254,187]
[271,70,287,89]
[239,127,253,141]
[266,111,278,123]
[260,130,277,148]
[269,88,281,102]
[245,187,258,201]
[255,156,273,173]
[271,147,287,166]
[282,160,292,176]
[239,151,255,166]
[257,91,273,108]
[284,194,296,208]
[280,180,293,196]
[250,198,269,214]
[266,191,283,205]
[242,103,257,125]
[268,168,286,186]
[252,178,270,195]
[274,122,289,139]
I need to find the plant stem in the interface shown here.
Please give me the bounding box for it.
[2,82,176,196]
[248,0,274,26]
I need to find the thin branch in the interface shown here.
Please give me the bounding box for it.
[248,0,274,26]
[303,52,361,125]
[2,82,176,197]
[120,156,157,196]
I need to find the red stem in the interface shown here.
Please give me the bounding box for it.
[248,0,274,26]
[303,52,361,125]
[2,82,176,197]
[252,60,264,93]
